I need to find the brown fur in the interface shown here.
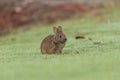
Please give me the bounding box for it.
[40,26,67,54]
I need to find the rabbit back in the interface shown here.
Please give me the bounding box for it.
[40,35,56,54]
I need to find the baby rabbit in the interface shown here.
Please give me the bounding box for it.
[40,26,67,54]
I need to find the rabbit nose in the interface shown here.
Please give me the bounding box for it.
[64,38,67,41]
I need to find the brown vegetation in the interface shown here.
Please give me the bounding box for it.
[0,0,114,36]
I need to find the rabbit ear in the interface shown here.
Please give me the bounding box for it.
[57,26,62,32]
[53,26,58,34]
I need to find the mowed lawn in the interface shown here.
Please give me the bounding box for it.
[0,9,120,80]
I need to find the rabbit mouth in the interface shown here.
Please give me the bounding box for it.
[55,38,67,44]
[60,40,66,44]
[61,41,65,44]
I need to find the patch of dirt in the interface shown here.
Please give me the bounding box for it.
[93,40,104,44]
[75,35,85,40]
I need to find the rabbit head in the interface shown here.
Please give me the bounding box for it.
[53,26,67,44]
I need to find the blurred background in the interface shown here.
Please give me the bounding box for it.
[1,1,120,80]
[0,0,119,36]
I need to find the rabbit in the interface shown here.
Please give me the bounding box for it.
[40,26,67,54]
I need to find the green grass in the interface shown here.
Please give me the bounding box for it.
[0,8,120,80]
